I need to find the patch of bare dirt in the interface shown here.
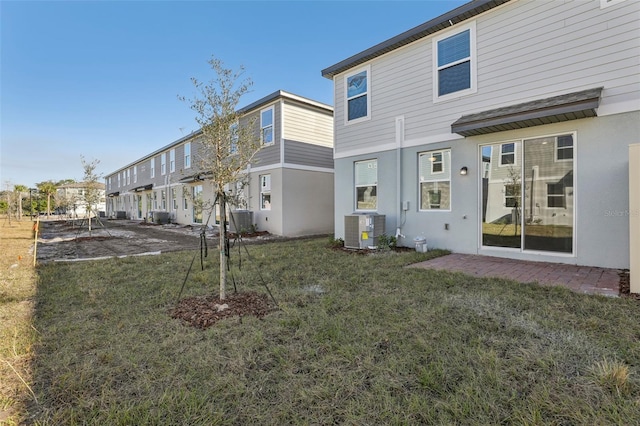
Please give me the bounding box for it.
[170,292,278,329]
[619,270,639,300]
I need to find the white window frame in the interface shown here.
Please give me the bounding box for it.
[499,143,517,167]
[260,174,271,210]
[430,151,444,175]
[555,135,574,162]
[172,188,178,210]
[354,159,377,211]
[117,174,121,188]
[419,149,451,212]
[133,165,137,183]
[184,142,191,169]
[169,149,175,173]
[344,65,371,125]
[504,184,519,208]
[601,0,626,8]
[126,169,130,185]
[150,158,155,178]
[432,21,476,103]
[161,153,166,175]
[261,107,274,146]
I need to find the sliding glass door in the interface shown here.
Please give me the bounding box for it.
[481,134,574,253]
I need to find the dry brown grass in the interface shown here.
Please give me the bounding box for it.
[0,217,38,425]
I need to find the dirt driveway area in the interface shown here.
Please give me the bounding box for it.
[36,218,223,263]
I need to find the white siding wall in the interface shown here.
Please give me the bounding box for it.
[333,0,639,157]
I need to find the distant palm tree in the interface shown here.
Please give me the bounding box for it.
[13,184,28,220]
[37,181,58,217]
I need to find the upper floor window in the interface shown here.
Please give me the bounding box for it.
[126,169,130,185]
[555,135,573,161]
[161,153,166,175]
[433,22,476,101]
[230,122,239,154]
[500,143,516,166]
[345,65,370,123]
[150,158,155,178]
[117,174,121,188]
[133,165,137,183]
[355,159,377,211]
[169,149,175,173]
[261,107,274,145]
[184,142,191,169]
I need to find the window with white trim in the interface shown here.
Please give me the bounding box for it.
[433,22,476,101]
[260,174,271,210]
[150,158,155,178]
[161,153,166,175]
[261,107,274,145]
[355,159,377,211]
[500,143,516,166]
[555,134,573,161]
[117,174,121,188]
[133,166,137,183]
[547,183,566,208]
[172,188,177,210]
[126,169,130,185]
[345,66,370,123]
[184,142,191,169]
[504,184,519,208]
[161,190,166,210]
[169,149,175,173]
[419,150,451,211]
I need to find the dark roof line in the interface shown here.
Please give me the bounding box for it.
[321,0,511,79]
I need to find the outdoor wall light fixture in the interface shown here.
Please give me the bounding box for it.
[460,166,468,176]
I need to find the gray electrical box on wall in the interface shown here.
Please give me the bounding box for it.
[344,213,386,249]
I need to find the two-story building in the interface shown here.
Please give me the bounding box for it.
[56,182,106,218]
[322,0,639,269]
[104,90,334,237]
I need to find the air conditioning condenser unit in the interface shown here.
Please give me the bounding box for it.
[344,214,385,249]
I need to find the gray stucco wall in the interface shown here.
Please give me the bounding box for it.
[334,112,639,269]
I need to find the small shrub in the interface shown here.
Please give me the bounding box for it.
[592,358,630,395]
[328,236,344,248]
[376,234,397,251]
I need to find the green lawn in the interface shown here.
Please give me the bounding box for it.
[24,237,640,424]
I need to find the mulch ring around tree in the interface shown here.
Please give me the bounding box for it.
[170,291,278,329]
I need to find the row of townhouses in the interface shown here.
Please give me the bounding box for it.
[104,90,334,237]
[106,0,639,278]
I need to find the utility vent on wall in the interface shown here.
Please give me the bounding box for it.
[344,213,385,249]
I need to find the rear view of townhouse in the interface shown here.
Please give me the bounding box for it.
[104,90,334,237]
[322,0,639,269]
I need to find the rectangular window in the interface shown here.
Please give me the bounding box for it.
[183,192,188,210]
[504,184,519,208]
[169,149,175,173]
[153,191,158,210]
[133,166,137,183]
[547,183,566,208]
[108,177,112,190]
[126,169,130,185]
[355,159,377,210]
[260,174,271,210]
[261,107,274,145]
[555,135,573,161]
[230,122,239,154]
[161,153,166,175]
[433,22,475,101]
[192,185,203,223]
[161,190,166,210]
[172,188,177,210]
[150,158,155,178]
[117,173,121,188]
[419,150,451,210]
[500,143,516,166]
[184,142,191,169]
[345,66,370,123]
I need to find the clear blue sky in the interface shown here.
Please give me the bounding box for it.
[1,0,466,189]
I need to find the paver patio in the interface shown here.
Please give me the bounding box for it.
[409,253,621,297]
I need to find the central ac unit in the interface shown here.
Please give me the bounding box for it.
[344,213,385,249]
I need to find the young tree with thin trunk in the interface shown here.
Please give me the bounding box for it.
[81,156,102,233]
[13,185,28,221]
[37,181,58,218]
[179,56,261,301]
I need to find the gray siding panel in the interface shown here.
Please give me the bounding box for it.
[283,140,334,169]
